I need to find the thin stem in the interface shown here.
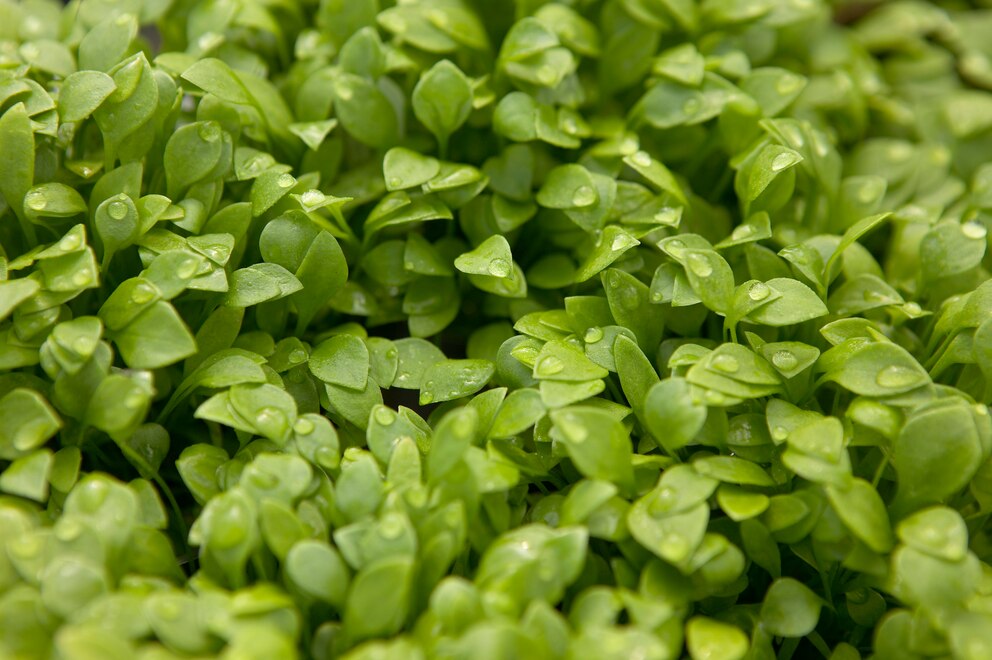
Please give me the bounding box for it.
[154,473,191,554]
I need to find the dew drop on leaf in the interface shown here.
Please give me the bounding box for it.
[748,282,771,301]
[711,354,739,374]
[536,356,565,376]
[962,222,987,240]
[131,283,156,303]
[488,258,511,278]
[572,185,596,207]
[107,200,129,219]
[772,350,798,371]
[374,407,396,426]
[584,327,604,344]
[874,365,923,389]
[26,191,46,211]
[631,150,652,167]
[687,253,713,277]
[771,153,797,172]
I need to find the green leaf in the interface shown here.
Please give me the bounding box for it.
[533,340,609,382]
[744,278,828,327]
[0,449,53,501]
[537,164,599,210]
[333,73,399,149]
[420,359,494,405]
[686,616,749,660]
[643,378,707,452]
[286,540,350,607]
[823,341,931,397]
[113,301,197,369]
[310,334,370,391]
[413,60,473,148]
[224,263,303,307]
[58,71,117,123]
[0,103,35,229]
[760,578,822,638]
[826,478,894,553]
[344,556,414,641]
[383,147,440,191]
[551,407,634,488]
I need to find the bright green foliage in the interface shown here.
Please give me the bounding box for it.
[2,1,992,659]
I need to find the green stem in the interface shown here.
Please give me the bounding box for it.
[807,631,832,659]
[17,214,38,247]
[154,473,191,554]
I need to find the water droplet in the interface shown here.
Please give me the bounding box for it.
[315,446,337,468]
[686,253,713,277]
[537,65,557,86]
[584,327,604,344]
[301,189,325,207]
[537,356,564,377]
[731,224,754,241]
[198,122,221,142]
[660,532,689,560]
[420,388,435,404]
[653,208,681,228]
[771,153,797,172]
[77,479,109,511]
[336,83,354,101]
[772,350,798,371]
[812,132,831,157]
[379,514,405,539]
[611,233,636,251]
[26,192,47,211]
[72,335,96,355]
[776,74,803,94]
[664,239,686,258]
[875,365,923,389]
[293,418,314,435]
[55,520,83,542]
[255,407,287,431]
[571,185,596,207]
[858,180,883,204]
[130,282,156,304]
[155,600,182,621]
[374,407,396,426]
[406,488,428,508]
[748,282,771,301]
[705,390,726,405]
[177,258,199,279]
[124,391,145,410]
[561,117,578,134]
[963,222,988,240]
[682,97,702,115]
[782,124,805,147]
[72,271,92,287]
[248,468,279,490]
[887,143,912,162]
[488,257,511,278]
[631,150,652,168]
[903,302,922,316]
[772,426,789,441]
[426,7,449,26]
[108,201,128,219]
[289,349,307,364]
[975,404,989,417]
[20,43,39,60]
[620,137,639,155]
[389,177,403,189]
[711,354,739,374]
[277,173,296,189]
